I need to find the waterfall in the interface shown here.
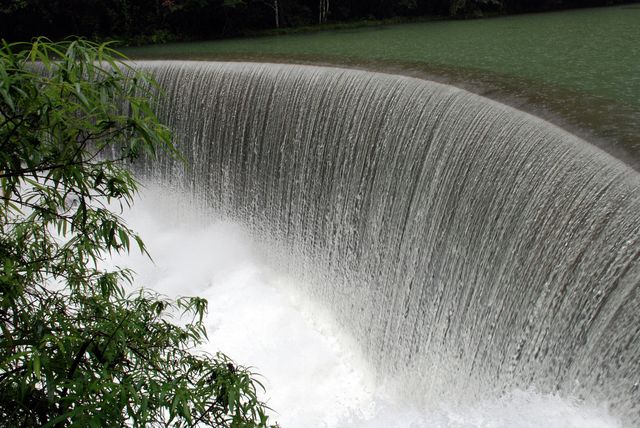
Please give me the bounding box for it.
[134,61,640,425]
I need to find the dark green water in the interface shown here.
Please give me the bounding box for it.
[126,5,640,167]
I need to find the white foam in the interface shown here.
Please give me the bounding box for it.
[105,185,622,428]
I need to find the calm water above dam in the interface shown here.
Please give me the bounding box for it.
[126,5,640,169]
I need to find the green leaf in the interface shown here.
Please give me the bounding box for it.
[74,82,90,108]
[0,39,276,428]
[33,352,41,379]
[0,86,15,111]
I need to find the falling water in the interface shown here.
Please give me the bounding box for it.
[133,61,640,425]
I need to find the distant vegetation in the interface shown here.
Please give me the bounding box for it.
[0,0,637,44]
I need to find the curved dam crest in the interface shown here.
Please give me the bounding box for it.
[134,61,640,425]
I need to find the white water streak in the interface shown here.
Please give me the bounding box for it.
[132,61,640,425]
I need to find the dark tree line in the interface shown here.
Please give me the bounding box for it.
[0,0,636,45]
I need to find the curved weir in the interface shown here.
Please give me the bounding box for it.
[135,61,640,425]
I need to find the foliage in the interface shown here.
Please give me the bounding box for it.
[449,0,503,17]
[0,38,276,427]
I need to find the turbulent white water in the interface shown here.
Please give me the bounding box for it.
[111,186,622,427]
[130,61,640,425]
